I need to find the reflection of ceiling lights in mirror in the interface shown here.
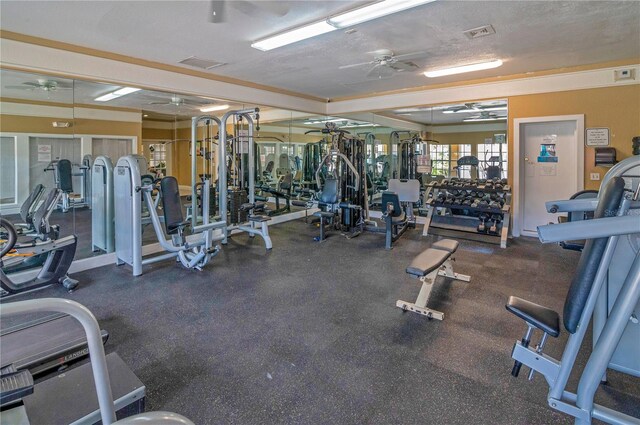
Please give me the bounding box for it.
[443,106,507,114]
[252,0,436,51]
[200,104,230,112]
[463,117,507,122]
[424,60,503,78]
[95,87,141,102]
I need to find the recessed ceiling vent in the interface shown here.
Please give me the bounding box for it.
[463,25,496,39]
[178,56,226,70]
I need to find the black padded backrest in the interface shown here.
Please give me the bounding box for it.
[265,161,274,173]
[457,156,479,167]
[563,177,626,334]
[381,191,402,217]
[20,184,45,223]
[280,173,292,191]
[485,166,501,180]
[320,178,338,204]
[568,190,599,222]
[160,176,184,235]
[57,159,74,192]
[32,188,60,233]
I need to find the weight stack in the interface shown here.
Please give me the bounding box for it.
[228,189,248,224]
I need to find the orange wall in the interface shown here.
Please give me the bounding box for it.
[508,85,640,190]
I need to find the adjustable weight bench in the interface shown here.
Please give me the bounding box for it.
[396,239,471,320]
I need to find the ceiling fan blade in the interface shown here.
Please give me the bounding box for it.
[4,85,33,90]
[339,61,375,70]
[209,0,226,23]
[148,101,171,105]
[390,61,418,72]
[22,82,42,88]
[393,51,428,61]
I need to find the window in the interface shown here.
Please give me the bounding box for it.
[478,138,508,179]
[148,143,166,171]
[451,144,472,178]
[429,144,450,176]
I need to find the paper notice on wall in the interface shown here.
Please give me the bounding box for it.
[37,144,51,162]
[537,141,558,163]
[539,164,557,176]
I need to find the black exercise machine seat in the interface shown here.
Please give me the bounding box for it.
[57,159,74,193]
[505,176,626,336]
[160,176,189,235]
[506,296,560,337]
[432,239,459,254]
[406,249,450,277]
[381,191,405,224]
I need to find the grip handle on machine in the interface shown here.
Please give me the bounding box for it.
[339,202,362,210]
[291,200,308,207]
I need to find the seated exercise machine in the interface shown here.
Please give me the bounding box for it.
[396,239,471,320]
[44,158,90,212]
[115,154,226,276]
[506,175,640,424]
[257,172,292,216]
[377,178,420,249]
[1,298,193,424]
[1,191,79,297]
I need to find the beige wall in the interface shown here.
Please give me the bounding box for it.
[508,85,640,190]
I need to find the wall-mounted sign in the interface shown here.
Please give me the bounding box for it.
[586,128,610,147]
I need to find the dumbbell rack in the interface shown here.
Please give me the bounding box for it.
[422,181,512,248]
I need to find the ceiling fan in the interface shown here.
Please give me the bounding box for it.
[464,111,507,121]
[340,49,428,80]
[442,101,508,113]
[4,79,73,92]
[148,95,204,108]
[209,0,290,23]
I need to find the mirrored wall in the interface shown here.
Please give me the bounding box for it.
[0,67,509,266]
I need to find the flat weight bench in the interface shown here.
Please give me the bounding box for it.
[396,239,471,320]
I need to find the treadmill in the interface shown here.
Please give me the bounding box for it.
[0,313,109,378]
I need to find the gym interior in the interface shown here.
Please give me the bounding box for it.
[0,2,639,424]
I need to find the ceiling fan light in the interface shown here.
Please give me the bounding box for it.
[327,0,436,29]
[251,21,336,51]
[200,104,230,112]
[424,60,503,78]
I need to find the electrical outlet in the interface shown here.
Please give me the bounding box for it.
[590,173,601,181]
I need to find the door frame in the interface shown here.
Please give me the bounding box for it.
[513,114,585,237]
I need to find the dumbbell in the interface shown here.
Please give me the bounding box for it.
[477,213,489,233]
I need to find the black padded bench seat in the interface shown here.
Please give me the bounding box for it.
[313,211,335,219]
[506,296,560,338]
[432,239,459,253]
[406,249,450,277]
[248,215,271,223]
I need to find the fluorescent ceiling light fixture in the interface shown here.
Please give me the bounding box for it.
[443,106,507,114]
[251,0,435,51]
[424,60,503,78]
[251,21,335,51]
[200,104,230,112]
[328,0,436,29]
[463,117,506,122]
[95,86,141,102]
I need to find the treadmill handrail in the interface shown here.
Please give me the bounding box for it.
[0,298,117,424]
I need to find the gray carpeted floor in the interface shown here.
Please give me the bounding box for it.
[4,219,639,424]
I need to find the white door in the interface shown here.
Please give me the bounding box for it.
[521,120,581,236]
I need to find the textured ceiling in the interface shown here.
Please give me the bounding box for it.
[1,1,638,100]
